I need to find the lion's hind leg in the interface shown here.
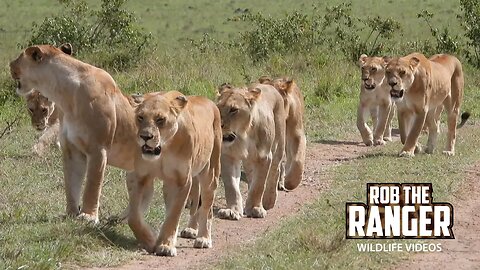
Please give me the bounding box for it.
[443,96,460,156]
[425,107,441,154]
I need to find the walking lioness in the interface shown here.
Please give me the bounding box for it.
[127,91,221,256]
[216,83,286,220]
[356,54,395,146]
[385,53,464,157]
[10,44,139,223]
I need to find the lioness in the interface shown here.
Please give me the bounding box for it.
[216,83,286,220]
[10,44,139,223]
[356,54,395,146]
[25,90,61,156]
[258,76,306,190]
[386,53,464,157]
[127,91,221,256]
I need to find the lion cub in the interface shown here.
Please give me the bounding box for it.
[258,76,306,191]
[216,83,286,220]
[357,54,395,146]
[127,91,221,256]
[25,90,61,156]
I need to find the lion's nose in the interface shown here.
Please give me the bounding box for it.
[140,134,153,141]
[389,81,397,87]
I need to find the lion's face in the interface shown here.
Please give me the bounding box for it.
[385,57,420,102]
[10,44,73,96]
[358,55,390,91]
[216,84,261,147]
[25,90,55,131]
[135,92,187,161]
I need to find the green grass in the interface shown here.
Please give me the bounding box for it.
[1,0,480,269]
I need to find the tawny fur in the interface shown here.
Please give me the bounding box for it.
[385,53,465,157]
[356,55,396,146]
[216,83,286,220]
[258,76,306,190]
[127,91,221,256]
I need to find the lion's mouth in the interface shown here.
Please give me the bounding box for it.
[222,133,237,143]
[141,144,162,156]
[364,83,375,90]
[390,89,404,99]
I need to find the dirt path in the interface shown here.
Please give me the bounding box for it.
[92,140,365,270]
[393,162,480,270]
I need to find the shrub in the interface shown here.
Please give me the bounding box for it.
[459,0,480,67]
[417,10,462,55]
[26,0,152,70]
[322,3,401,62]
[236,11,322,62]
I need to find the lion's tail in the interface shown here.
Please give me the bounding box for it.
[457,112,471,128]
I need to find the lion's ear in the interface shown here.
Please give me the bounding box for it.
[218,83,233,95]
[284,78,295,94]
[59,43,73,55]
[382,56,392,67]
[409,57,420,70]
[171,95,188,114]
[129,93,144,107]
[25,46,43,62]
[246,87,261,104]
[358,54,368,66]
[258,76,272,85]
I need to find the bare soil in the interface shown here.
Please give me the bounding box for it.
[393,163,480,270]
[91,140,365,270]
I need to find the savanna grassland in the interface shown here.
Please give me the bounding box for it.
[1,0,480,269]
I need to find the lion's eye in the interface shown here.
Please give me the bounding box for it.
[156,117,166,125]
[137,115,144,122]
[371,67,377,72]
[42,108,48,114]
[399,70,406,76]
[229,107,239,115]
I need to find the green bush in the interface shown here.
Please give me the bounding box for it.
[237,11,322,62]
[459,0,480,67]
[322,3,401,62]
[417,10,462,55]
[26,0,152,70]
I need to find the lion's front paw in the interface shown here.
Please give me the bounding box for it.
[374,139,386,146]
[194,237,212,249]
[77,212,99,224]
[154,245,177,257]
[399,151,415,158]
[262,192,277,210]
[364,139,374,146]
[442,150,455,156]
[383,136,393,142]
[217,208,242,220]
[180,227,198,239]
[245,206,267,218]
[414,143,423,154]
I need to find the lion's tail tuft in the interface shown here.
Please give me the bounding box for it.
[457,111,470,128]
